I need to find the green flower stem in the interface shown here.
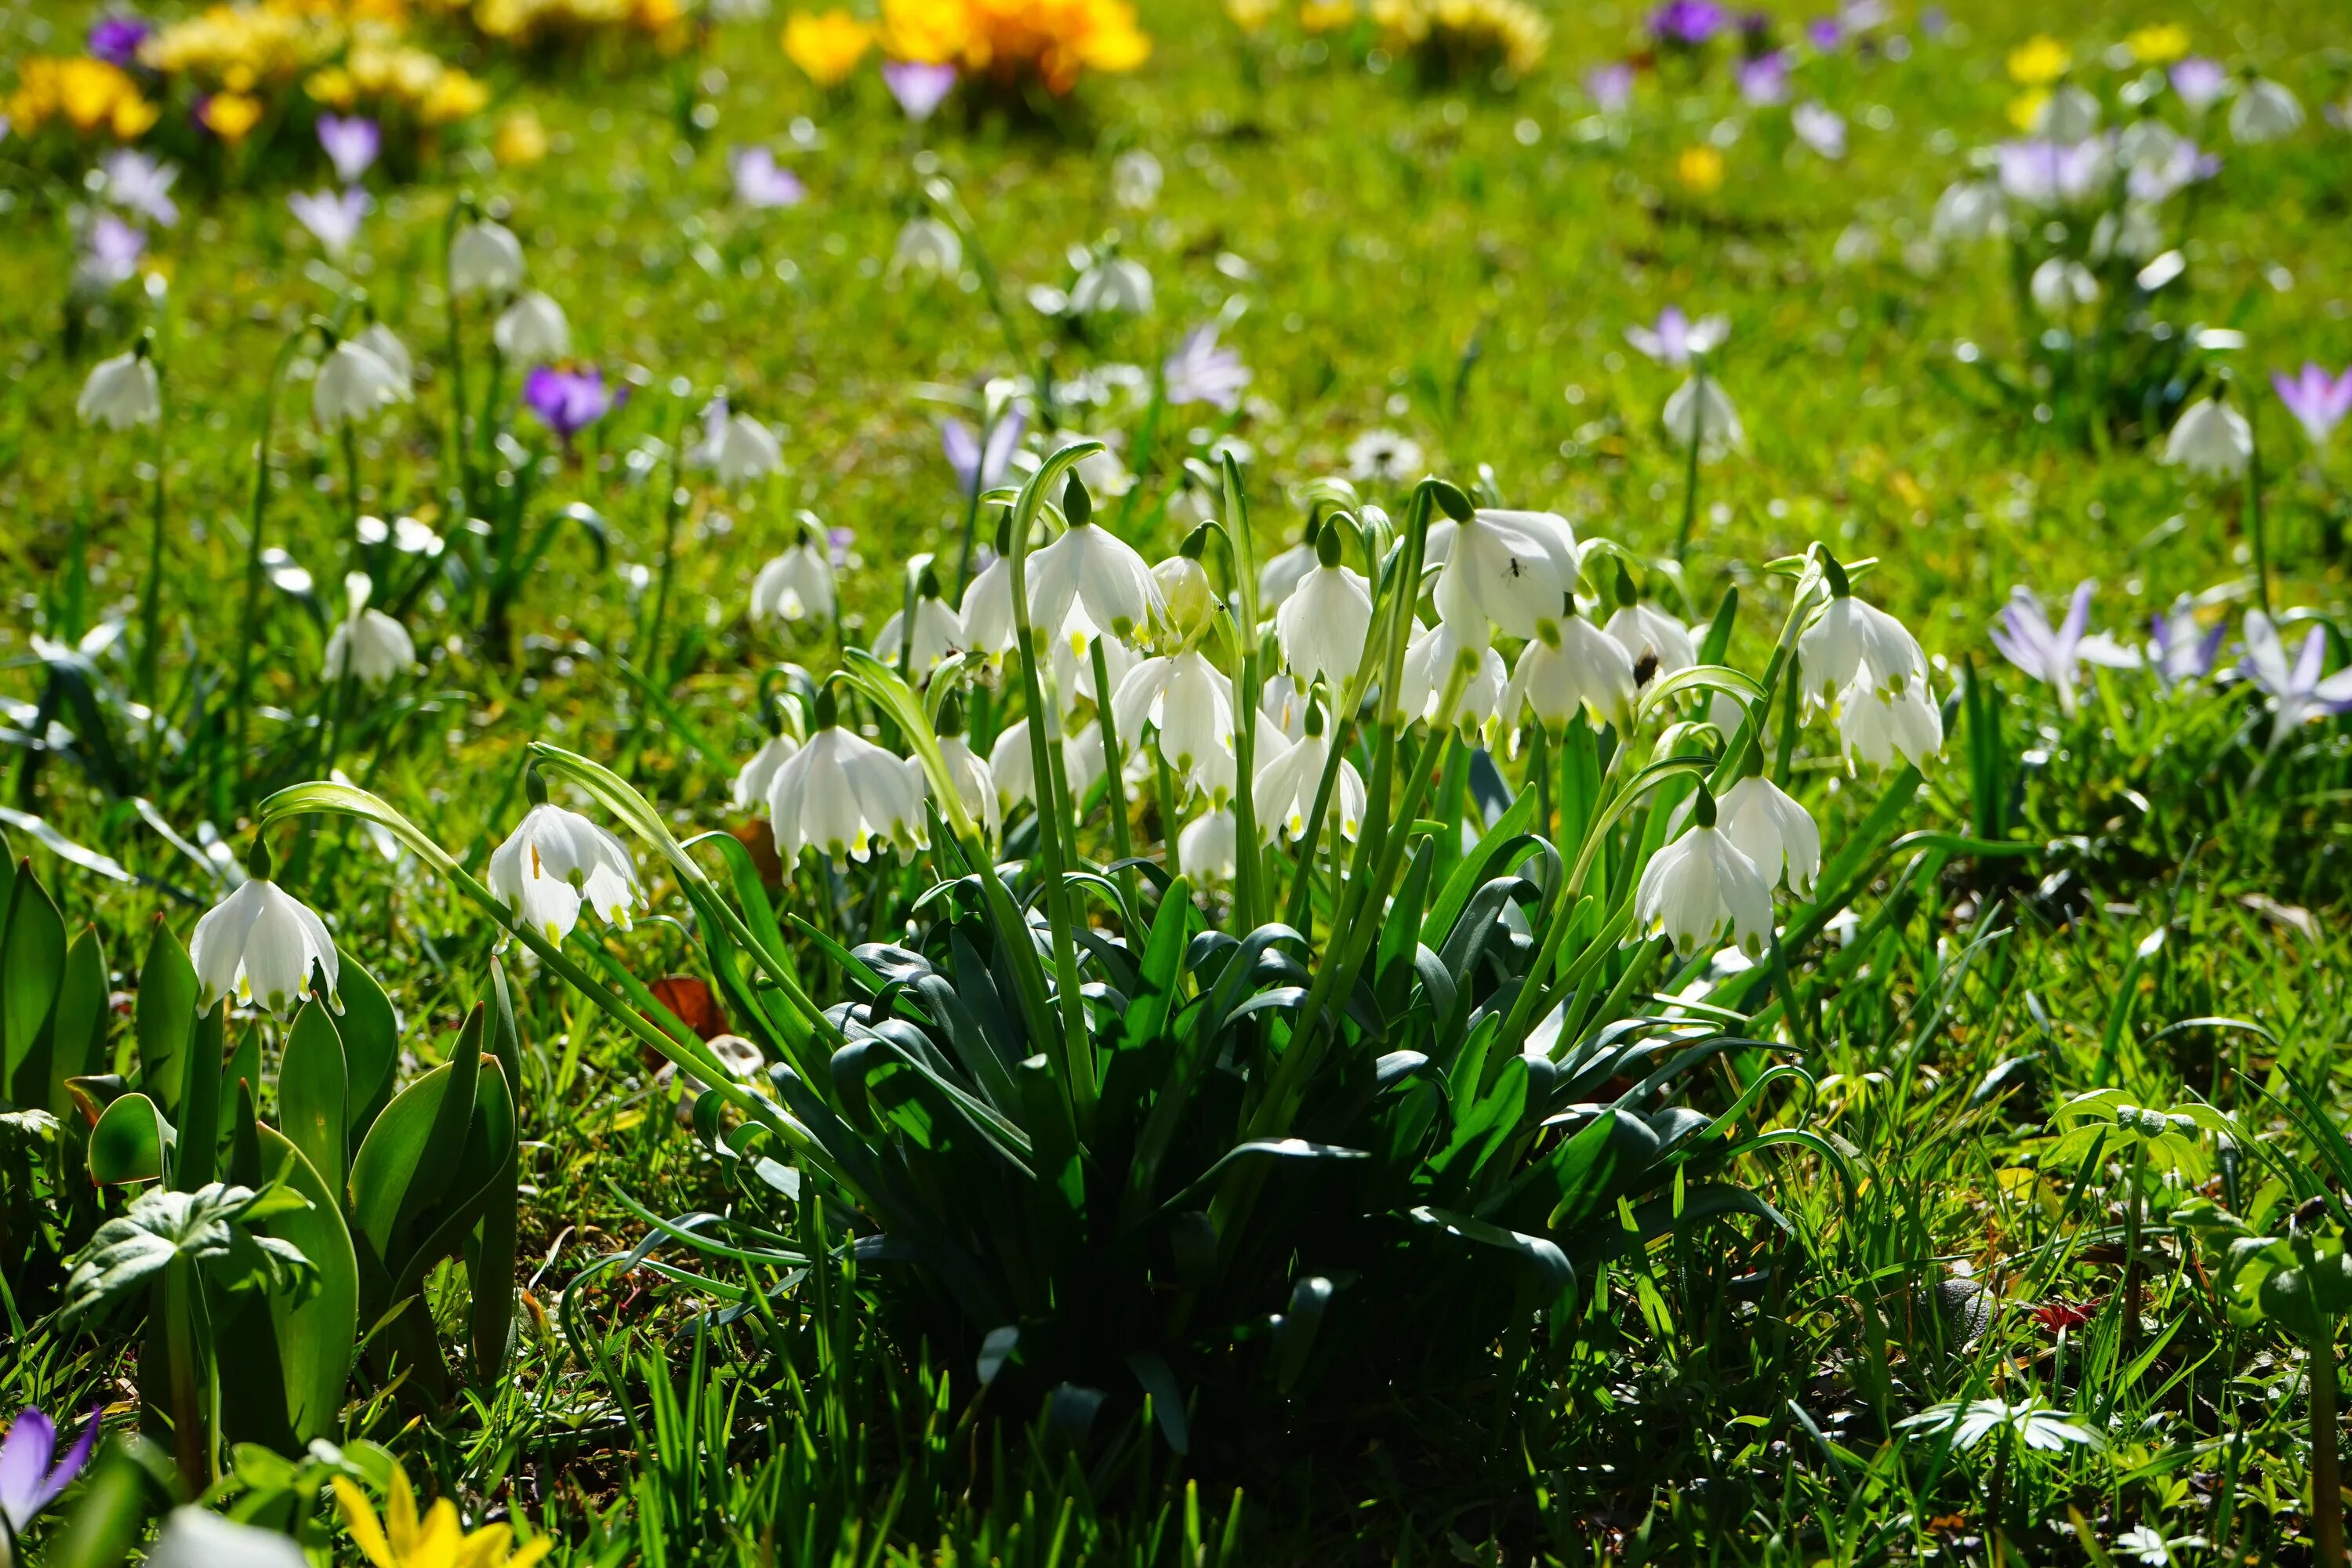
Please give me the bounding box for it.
[440,201,476,521]
[1673,366,1706,564]
[1156,750,1183,877]
[136,368,169,712]
[1091,637,1141,920]
[224,328,309,808]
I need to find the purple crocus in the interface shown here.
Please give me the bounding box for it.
[81,212,147,289]
[1806,16,1841,50]
[2272,363,2352,448]
[0,1406,100,1533]
[2240,609,2352,745]
[942,409,1024,494]
[1163,323,1251,412]
[1586,62,1635,112]
[288,187,372,255]
[2147,595,2224,688]
[1736,49,1790,106]
[1989,581,2139,718]
[2125,139,2218,204]
[524,365,616,441]
[1626,305,1727,367]
[2169,57,2229,114]
[729,146,806,210]
[100,149,178,227]
[317,114,381,183]
[1650,0,1728,45]
[86,15,151,66]
[881,60,956,122]
[1995,137,2112,208]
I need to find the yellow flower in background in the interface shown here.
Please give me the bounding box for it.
[334,1467,552,1568]
[1225,0,1278,33]
[111,92,161,137]
[495,108,548,163]
[419,67,488,122]
[201,89,265,142]
[1675,144,1724,194]
[784,9,874,86]
[8,56,160,139]
[306,65,358,105]
[2125,24,2188,64]
[879,0,1149,95]
[1299,0,1356,32]
[2005,89,2047,130]
[2005,34,2068,85]
[635,0,685,33]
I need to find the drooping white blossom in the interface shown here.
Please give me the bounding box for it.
[488,801,643,943]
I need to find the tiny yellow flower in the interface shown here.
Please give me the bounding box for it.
[2125,24,2188,65]
[1675,144,1724,194]
[111,92,161,139]
[2005,34,2069,86]
[306,65,358,106]
[335,1465,553,1568]
[201,89,266,143]
[419,68,488,124]
[494,108,548,165]
[783,9,873,88]
[2005,89,2049,131]
[1225,0,1278,32]
[1299,0,1356,31]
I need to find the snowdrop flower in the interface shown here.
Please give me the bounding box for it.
[1026,509,1160,653]
[989,718,1108,811]
[765,693,929,866]
[2033,83,2101,143]
[1426,508,1578,641]
[1346,429,1425,486]
[493,290,570,362]
[1635,788,1774,956]
[751,526,837,624]
[1048,432,1135,499]
[935,709,1000,839]
[147,1508,310,1568]
[693,395,784,486]
[1501,608,1639,735]
[316,113,380,183]
[323,572,414,688]
[1605,601,1698,682]
[100,149,179,226]
[1114,648,1235,780]
[1792,100,1848,158]
[1150,551,1218,648]
[2239,609,2352,745]
[0,1405,99,1534]
[1399,618,1508,736]
[1713,771,1820,896]
[2161,395,2252,477]
[2273,364,2352,448]
[289,187,371,255]
[1932,180,2007,241]
[1261,675,1310,743]
[732,731,800,812]
[1664,375,1744,459]
[1626,306,1728,368]
[2030,257,2100,314]
[1837,678,1943,771]
[891,216,963,277]
[78,348,161,430]
[874,579,965,682]
[1276,534,1373,688]
[1178,808,1238,879]
[1070,254,1153,316]
[189,851,340,1014]
[489,793,642,943]
[449,217,524,295]
[1112,147,1164,209]
[1990,581,2140,718]
[312,338,409,427]
[1164,324,1251,412]
[959,553,1016,659]
[1259,531,1322,612]
[1798,570,1929,710]
[1254,704,1364,843]
[2228,77,2303,144]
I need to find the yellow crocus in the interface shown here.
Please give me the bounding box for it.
[201,89,266,143]
[1225,0,1277,32]
[334,1468,552,1568]
[1299,0,1356,31]
[2005,34,2069,85]
[783,9,874,87]
[2125,23,2188,64]
[111,93,160,138]
[306,65,358,106]
[494,108,548,164]
[1675,144,1724,194]
[419,68,488,122]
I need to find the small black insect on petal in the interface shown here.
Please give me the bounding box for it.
[1634,650,1661,686]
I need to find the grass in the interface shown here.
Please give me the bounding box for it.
[6,0,2352,1561]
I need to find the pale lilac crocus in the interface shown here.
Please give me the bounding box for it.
[2146,595,2225,688]
[882,60,956,122]
[80,212,147,289]
[1650,0,1728,45]
[317,114,381,183]
[1995,137,2112,208]
[2272,364,2352,448]
[1627,305,1726,368]
[2125,140,2217,204]
[86,15,150,65]
[2240,609,2352,746]
[1737,50,1790,106]
[730,146,806,209]
[1989,581,2139,718]
[524,365,616,442]
[0,1405,100,1532]
[100,150,178,227]
[289,187,372,255]
[1163,323,1251,412]
[942,409,1024,494]
[1806,16,1840,50]
[2169,58,2229,114]
[1792,100,1848,158]
[1587,62,1635,112]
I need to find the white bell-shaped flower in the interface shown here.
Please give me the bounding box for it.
[938,728,1001,839]
[1931,180,2006,242]
[891,216,963,278]
[1636,792,1775,956]
[1178,808,1237,879]
[1604,601,1698,681]
[731,731,800,812]
[2161,396,2252,478]
[1113,648,1235,779]
[1662,376,1744,459]
[450,217,525,295]
[313,339,410,428]
[1714,773,1820,897]
[488,797,644,942]
[1398,617,1508,735]
[322,572,415,689]
[1050,627,1138,719]
[1150,553,1218,648]
[2228,77,2303,145]
[189,857,340,1015]
[1070,254,1153,316]
[1276,538,1373,688]
[1258,537,1319,612]
[493,290,570,362]
[1501,610,1638,735]
[960,554,1018,660]
[1425,508,1577,641]
[765,699,930,867]
[989,717,1107,811]
[874,586,965,684]
[1252,707,1364,844]
[703,409,783,488]
[352,322,413,385]
[78,350,161,430]
[148,1508,310,1568]
[2034,83,2102,143]
[1027,516,1160,653]
[2030,258,2100,315]
[1798,574,1929,710]
[750,531,837,624]
[1261,675,1310,743]
[1836,676,1944,772]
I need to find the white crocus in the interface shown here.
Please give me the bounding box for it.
[875,592,965,683]
[1026,517,1161,653]
[1663,376,1744,459]
[750,532,837,624]
[1113,649,1235,780]
[988,717,1107,811]
[488,800,643,942]
[493,290,570,361]
[2161,397,2252,477]
[189,868,341,1015]
[78,350,162,429]
[766,713,930,867]
[1635,793,1774,956]
[938,730,1001,839]
[312,339,409,428]
[1798,581,1929,710]
[1605,602,1698,681]
[1276,557,1373,688]
[322,572,415,689]
[450,218,525,295]
[731,731,800,812]
[1425,508,1577,640]
[1252,714,1365,844]
[1398,617,1508,735]
[2228,77,2303,145]
[353,322,414,386]
[1715,774,1820,897]
[1836,677,1944,772]
[1501,612,1639,735]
